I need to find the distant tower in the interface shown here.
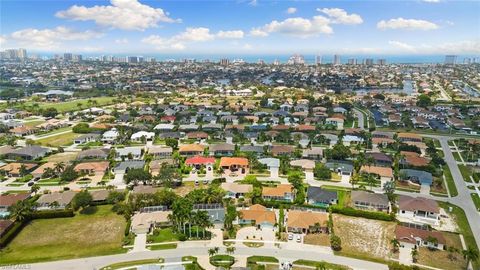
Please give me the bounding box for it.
[315,55,322,65]
[347,58,357,65]
[377,59,386,65]
[63,53,73,61]
[364,58,374,65]
[220,58,230,66]
[333,54,341,65]
[444,55,457,65]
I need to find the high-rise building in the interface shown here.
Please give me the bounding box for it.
[333,54,341,65]
[287,54,305,65]
[220,58,230,66]
[463,58,471,64]
[445,55,457,65]
[347,58,357,65]
[63,53,73,61]
[315,55,322,65]
[364,58,374,65]
[17,48,27,59]
[128,56,138,63]
[73,54,83,62]
[377,59,386,65]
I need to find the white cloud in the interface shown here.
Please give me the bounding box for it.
[377,18,438,30]
[0,36,6,46]
[56,0,179,31]
[8,26,103,49]
[115,38,129,44]
[249,0,258,6]
[446,20,454,26]
[216,30,244,39]
[423,0,440,3]
[387,40,480,54]
[243,43,253,50]
[318,8,363,25]
[388,40,416,52]
[251,16,333,38]
[286,7,297,14]
[142,27,244,50]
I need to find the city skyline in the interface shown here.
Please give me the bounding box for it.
[1,0,479,55]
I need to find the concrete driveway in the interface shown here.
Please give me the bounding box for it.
[236,226,275,247]
[398,246,412,265]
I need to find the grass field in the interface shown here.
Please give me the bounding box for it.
[23,120,45,128]
[35,131,79,147]
[32,97,116,113]
[0,205,126,264]
[439,202,479,269]
[147,228,179,243]
[471,193,480,211]
[46,152,79,163]
[442,165,459,197]
[458,165,472,182]
[100,258,164,270]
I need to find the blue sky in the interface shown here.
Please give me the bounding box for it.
[0,0,479,55]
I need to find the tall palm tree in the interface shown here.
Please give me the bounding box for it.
[463,247,479,269]
[54,162,66,176]
[9,200,35,222]
[390,238,400,253]
[197,210,213,239]
[411,248,418,263]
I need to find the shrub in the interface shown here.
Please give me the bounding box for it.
[178,233,187,241]
[330,234,342,251]
[0,221,25,248]
[330,206,394,221]
[30,209,75,219]
[125,219,131,236]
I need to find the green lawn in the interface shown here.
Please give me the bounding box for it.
[439,202,479,270]
[443,165,459,197]
[34,97,116,113]
[35,131,79,147]
[148,243,177,250]
[0,205,127,265]
[471,193,480,211]
[147,228,179,243]
[458,164,472,182]
[293,259,351,270]
[452,152,463,162]
[100,258,164,270]
[23,120,45,128]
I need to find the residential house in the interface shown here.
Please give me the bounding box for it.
[400,151,430,167]
[0,193,30,213]
[325,117,344,130]
[359,165,394,187]
[74,133,101,144]
[147,146,173,159]
[271,145,295,157]
[193,203,225,225]
[36,191,77,210]
[219,157,249,174]
[302,147,323,160]
[131,210,172,234]
[115,147,143,161]
[131,131,155,142]
[0,162,37,177]
[351,190,390,212]
[238,204,276,230]
[5,146,49,160]
[397,195,440,226]
[74,161,109,175]
[262,184,294,202]
[221,182,253,199]
[395,226,445,250]
[325,161,354,177]
[209,143,235,157]
[185,156,215,170]
[102,128,119,143]
[77,148,109,159]
[398,133,422,143]
[10,126,36,136]
[306,186,338,207]
[399,169,433,187]
[31,162,55,179]
[366,152,393,167]
[178,144,205,157]
[113,160,145,174]
[287,210,329,234]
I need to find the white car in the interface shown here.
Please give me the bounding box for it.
[288,234,293,240]
[296,235,302,243]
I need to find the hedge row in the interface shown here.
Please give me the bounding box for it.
[30,209,75,219]
[330,206,395,221]
[0,221,25,248]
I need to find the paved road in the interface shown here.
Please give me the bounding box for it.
[353,108,366,130]
[425,135,480,250]
[27,245,388,270]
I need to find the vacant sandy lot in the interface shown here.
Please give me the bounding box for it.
[46,152,78,163]
[333,214,396,259]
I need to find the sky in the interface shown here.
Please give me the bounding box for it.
[0,0,479,56]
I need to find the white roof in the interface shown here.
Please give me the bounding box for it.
[131,131,155,140]
[154,123,175,130]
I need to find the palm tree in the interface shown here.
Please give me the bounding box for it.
[54,162,66,176]
[226,246,235,254]
[463,247,479,269]
[9,200,35,222]
[49,201,60,209]
[197,210,213,239]
[390,238,400,253]
[411,248,418,263]
[208,248,217,257]
[30,184,40,195]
